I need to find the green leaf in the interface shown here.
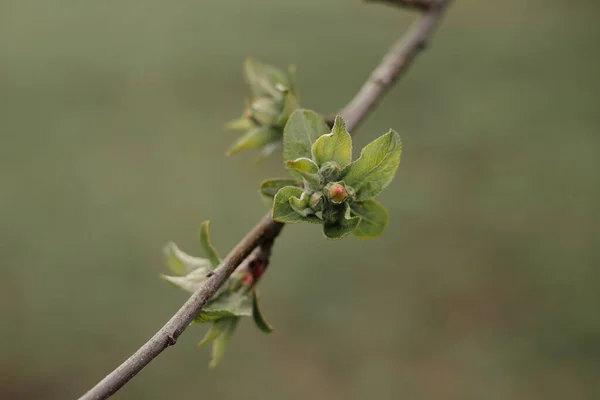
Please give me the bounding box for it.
[350,200,389,238]
[161,266,212,293]
[224,117,255,131]
[283,109,330,162]
[272,186,321,224]
[252,293,273,334]
[163,242,212,276]
[342,130,402,201]
[287,64,297,96]
[276,91,298,127]
[209,317,239,369]
[323,215,361,239]
[226,126,280,155]
[195,291,253,322]
[199,221,221,268]
[260,178,300,199]
[197,322,221,348]
[311,115,352,168]
[285,157,321,188]
[243,58,287,99]
[289,192,315,217]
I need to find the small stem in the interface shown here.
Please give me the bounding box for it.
[366,0,434,12]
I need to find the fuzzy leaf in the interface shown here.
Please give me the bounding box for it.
[342,130,402,201]
[197,322,221,348]
[289,192,315,217]
[276,91,298,127]
[285,157,321,188]
[323,215,361,239]
[227,126,280,155]
[209,317,239,369]
[311,115,352,168]
[283,110,330,162]
[161,266,212,293]
[243,58,287,99]
[224,117,255,131]
[350,200,389,238]
[260,178,300,199]
[199,221,220,268]
[272,186,320,224]
[287,64,297,96]
[252,293,274,334]
[163,242,212,276]
[195,291,253,322]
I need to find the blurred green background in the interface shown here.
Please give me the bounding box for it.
[1,0,599,399]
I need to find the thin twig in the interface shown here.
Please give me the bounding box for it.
[80,214,283,400]
[79,2,451,399]
[340,0,452,132]
[366,0,434,12]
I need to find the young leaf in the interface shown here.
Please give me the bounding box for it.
[342,130,402,201]
[272,186,321,224]
[350,200,389,238]
[283,110,330,162]
[161,266,212,293]
[197,321,221,348]
[285,157,321,188]
[195,291,253,322]
[163,242,213,276]
[224,117,255,131]
[243,58,286,99]
[260,178,300,199]
[289,192,314,217]
[311,115,352,168]
[200,221,220,268]
[323,215,361,239]
[227,126,280,155]
[276,91,298,127]
[252,293,274,334]
[209,317,239,369]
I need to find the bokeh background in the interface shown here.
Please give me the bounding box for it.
[1,0,599,399]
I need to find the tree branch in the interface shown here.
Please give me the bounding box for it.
[366,0,434,12]
[79,1,451,399]
[339,0,452,132]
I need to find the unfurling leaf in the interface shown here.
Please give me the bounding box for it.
[195,291,253,322]
[283,110,329,162]
[260,178,300,199]
[227,126,280,155]
[252,293,273,334]
[225,117,256,131]
[311,115,352,168]
[272,186,320,224]
[342,130,402,201]
[200,221,221,268]
[323,215,361,239]
[161,266,212,293]
[350,200,389,238]
[244,58,288,99]
[196,317,239,369]
[163,242,213,276]
[285,157,321,189]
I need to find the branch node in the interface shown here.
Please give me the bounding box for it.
[166,335,177,346]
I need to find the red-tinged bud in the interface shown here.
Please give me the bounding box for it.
[324,182,347,204]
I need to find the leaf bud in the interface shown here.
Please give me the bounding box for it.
[310,191,325,211]
[319,161,341,182]
[324,182,348,204]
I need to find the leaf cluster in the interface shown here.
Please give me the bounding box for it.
[261,110,402,239]
[162,221,272,368]
[225,59,299,158]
